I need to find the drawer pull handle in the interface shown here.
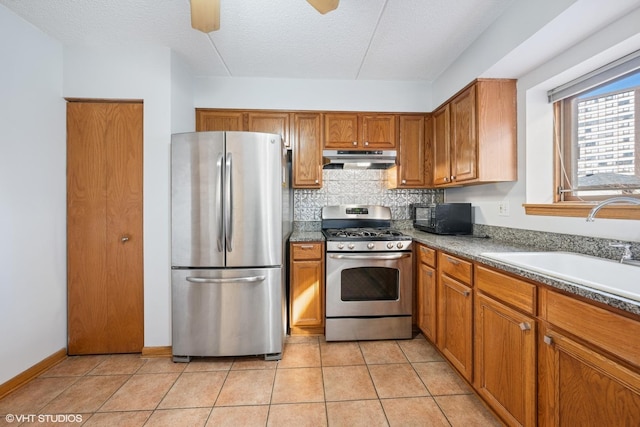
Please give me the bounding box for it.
[447,257,460,265]
[519,322,531,331]
[299,245,315,249]
[543,335,553,346]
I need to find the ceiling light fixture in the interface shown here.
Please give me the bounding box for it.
[190,0,220,33]
[306,0,339,14]
[189,0,338,33]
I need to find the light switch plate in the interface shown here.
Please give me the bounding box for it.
[498,200,510,216]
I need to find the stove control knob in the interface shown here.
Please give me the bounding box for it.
[367,243,375,250]
[387,242,394,249]
[348,243,355,250]
[397,242,404,249]
[337,243,344,250]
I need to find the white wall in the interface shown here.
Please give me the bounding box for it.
[63,45,178,348]
[171,51,196,133]
[444,5,640,242]
[0,5,66,385]
[194,77,431,112]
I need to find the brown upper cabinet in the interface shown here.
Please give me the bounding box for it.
[247,112,291,149]
[196,110,244,132]
[432,79,516,187]
[388,114,429,188]
[324,113,397,149]
[292,113,323,188]
[196,109,292,148]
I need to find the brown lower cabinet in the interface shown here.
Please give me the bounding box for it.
[289,242,324,335]
[475,266,537,427]
[437,252,473,382]
[538,288,640,426]
[415,243,640,426]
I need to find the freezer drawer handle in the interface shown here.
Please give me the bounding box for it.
[186,275,266,284]
[329,253,411,261]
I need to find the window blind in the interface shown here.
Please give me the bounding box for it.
[547,49,640,103]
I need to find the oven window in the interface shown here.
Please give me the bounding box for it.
[340,267,399,301]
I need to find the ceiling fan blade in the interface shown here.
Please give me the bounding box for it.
[306,0,339,14]
[190,0,220,33]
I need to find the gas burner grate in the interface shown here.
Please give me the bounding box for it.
[323,227,409,240]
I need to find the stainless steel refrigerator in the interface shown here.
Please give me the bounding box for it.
[171,131,291,362]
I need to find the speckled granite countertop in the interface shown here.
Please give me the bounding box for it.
[405,229,640,316]
[289,229,640,316]
[289,231,324,242]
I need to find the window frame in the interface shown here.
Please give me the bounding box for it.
[525,51,640,220]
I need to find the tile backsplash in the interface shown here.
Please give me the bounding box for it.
[293,169,444,223]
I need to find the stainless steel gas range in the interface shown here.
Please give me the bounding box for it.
[321,205,413,341]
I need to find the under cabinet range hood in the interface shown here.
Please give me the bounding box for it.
[322,149,397,169]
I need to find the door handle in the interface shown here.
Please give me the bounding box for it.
[329,253,411,260]
[121,235,130,243]
[216,153,224,252]
[186,275,265,284]
[225,153,233,252]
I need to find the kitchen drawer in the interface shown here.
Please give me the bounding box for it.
[540,288,640,367]
[439,252,472,285]
[291,242,323,260]
[418,245,436,268]
[476,265,536,315]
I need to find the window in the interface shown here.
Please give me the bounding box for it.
[551,52,640,202]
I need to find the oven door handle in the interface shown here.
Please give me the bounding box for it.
[329,253,411,260]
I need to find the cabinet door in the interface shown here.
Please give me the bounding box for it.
[324,113,359,148]
[450,86,477,183]
[248,112,291,148]
[432,105,451,185]
[293,113,322,188]
[395,115,426,187]
[290,243,324,334]
[539,328,640,426]
[361,114,397,149]
[417,261,437,342]
[438,274,473,381]
[475,293,536,427]
[196,110,244,131]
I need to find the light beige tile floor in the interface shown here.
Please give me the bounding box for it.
[0,334,503,426]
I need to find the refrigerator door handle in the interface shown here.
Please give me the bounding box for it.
[225,153,233,252]
[216,153,224,252]
[186,275,266,284]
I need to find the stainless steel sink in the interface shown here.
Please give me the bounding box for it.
[480,251,640,302]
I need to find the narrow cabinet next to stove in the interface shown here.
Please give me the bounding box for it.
[289,242,325,335]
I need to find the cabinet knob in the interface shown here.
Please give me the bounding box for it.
[451,175,456,181]
[425,271,433,277]
[402,179,406,184]
[543,335,553,345]
[352,141,358,146]
[364,141,369,146]
[444,177,449,183]
[121,235,130,243]
[519,322,531,331]
[462,290,470,297]
[315,179,319,184]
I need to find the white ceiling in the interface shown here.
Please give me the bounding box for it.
[0,0,515,81]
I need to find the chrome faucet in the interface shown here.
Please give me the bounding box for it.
[609,243,640,266]
[586,197,640,222]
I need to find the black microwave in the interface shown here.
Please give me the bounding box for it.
[412,203,472,235]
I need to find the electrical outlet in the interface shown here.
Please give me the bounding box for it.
[498,200,510,216]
